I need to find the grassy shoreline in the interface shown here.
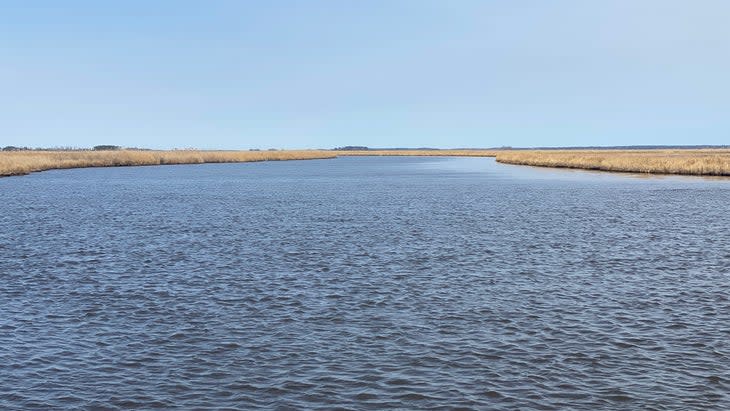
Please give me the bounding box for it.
[337,149,730,176]
[2,149,730,178]
[494,149,730,176]
[0,150,337,177]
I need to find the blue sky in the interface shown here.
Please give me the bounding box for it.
[2,1,729,149]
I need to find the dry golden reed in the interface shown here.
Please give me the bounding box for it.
[3,148,730,178]
[0,150,336,177]
[494,149,730,176]
[338,149,730,176]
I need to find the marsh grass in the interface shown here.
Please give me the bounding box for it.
[0,150,336,177]
[3,148,729,178]
[339,149,730,176]
[494,149,730,176]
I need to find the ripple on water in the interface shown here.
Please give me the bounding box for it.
[1,157,729,409]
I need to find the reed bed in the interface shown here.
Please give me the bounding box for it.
[495,149,730,176]
[0,150,336,177]
[340,149,730,176]
[4,148,729,178]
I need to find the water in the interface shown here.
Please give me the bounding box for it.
[1,157,729,410]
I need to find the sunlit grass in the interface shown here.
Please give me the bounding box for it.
[3,148,729,177]
[0,150,336,177]
[338,148,730,176]
[494,149,730,176]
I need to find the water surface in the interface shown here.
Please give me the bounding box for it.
[1,157,729,409]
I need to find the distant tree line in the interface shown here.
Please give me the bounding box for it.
[1,145,147,151]
[2,146,84,151]
[333,146,447,151]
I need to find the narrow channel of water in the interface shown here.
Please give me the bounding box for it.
[1,157,728,409]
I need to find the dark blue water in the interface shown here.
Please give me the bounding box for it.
[1,157,729,410]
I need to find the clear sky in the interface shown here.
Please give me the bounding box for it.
[2,1,729,149]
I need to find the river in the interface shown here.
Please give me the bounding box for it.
[1,156,728,409]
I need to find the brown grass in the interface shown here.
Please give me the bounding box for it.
[494,149,730,176]
[0,150,336,177]
[339,149,730,176]
[4,148,730,178]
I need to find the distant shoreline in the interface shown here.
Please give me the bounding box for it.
[0,150,337,178]
[2,148,729,178]
[493,149,730,176]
